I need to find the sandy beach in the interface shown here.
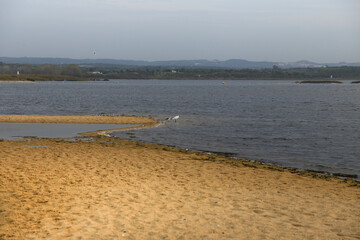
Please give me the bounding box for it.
[0,115,359,239]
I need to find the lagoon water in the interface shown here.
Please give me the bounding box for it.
[0,80,359,177]
[0,123,133,140]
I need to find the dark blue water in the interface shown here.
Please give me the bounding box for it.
[1,80,359,177]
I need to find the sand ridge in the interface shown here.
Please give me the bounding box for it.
[0,115,157,125]
[0,115,359,239]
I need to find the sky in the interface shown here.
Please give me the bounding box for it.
[0,0,359,62]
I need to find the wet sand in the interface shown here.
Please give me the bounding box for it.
[0,115,359,239]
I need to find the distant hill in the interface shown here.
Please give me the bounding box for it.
[1,57,359,69]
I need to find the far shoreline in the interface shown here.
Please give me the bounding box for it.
[1,79,360,82]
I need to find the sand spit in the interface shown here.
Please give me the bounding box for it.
[0,115,359,239]
[0,115,157,125]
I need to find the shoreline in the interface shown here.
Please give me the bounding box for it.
[1,115,360,238]
[0,114,358,181]
[108,126,359,181]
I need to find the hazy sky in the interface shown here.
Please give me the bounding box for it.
[1,0,359,62]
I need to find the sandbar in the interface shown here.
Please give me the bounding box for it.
[0,115,359,239]
[0,115,157,125]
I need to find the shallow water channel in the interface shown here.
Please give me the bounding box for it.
[0,123,135,140]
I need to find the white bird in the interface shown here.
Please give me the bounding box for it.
[165,115,180,122]
[171,115,179,122]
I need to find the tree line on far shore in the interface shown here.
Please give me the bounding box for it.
[0,62,359,81]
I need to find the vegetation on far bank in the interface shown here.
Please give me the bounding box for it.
[0,61,359,81]
[0,74,90,82]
